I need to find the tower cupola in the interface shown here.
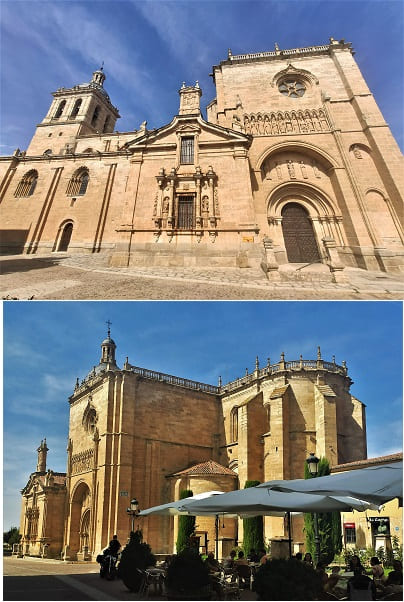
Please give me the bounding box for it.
[91,65,106,87]
[99,321,117,368]
[36,438,49,473]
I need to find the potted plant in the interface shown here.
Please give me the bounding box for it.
[118,530,156,592]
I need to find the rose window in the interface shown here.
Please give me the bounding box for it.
[278,80,306,98]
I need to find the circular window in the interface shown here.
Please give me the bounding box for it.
[278,80,306,98]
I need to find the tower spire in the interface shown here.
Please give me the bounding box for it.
[36,438,49,472]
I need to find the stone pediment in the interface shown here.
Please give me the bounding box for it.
[21,471,66,495]
[123,114,251,150]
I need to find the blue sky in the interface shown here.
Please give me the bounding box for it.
[3,300,403,529]
[1,0,403,153]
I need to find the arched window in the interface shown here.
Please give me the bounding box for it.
[91,105,100,127]
[230,407,239,442]
[66,168,89,196]
[70,99,82,119]
[103,115,110,133]
[54,100,66,119]
[14,170,38,197]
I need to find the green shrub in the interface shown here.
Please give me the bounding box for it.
[119,530,156,592]
[254,558,323,600]
[176,490,196,554]
[243,481,264,556]
[165,547,211,600]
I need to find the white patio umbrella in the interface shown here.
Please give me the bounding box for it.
[138,490,285,559]
[138,490,239,559]
[179,486,379,515]
[258,461,403,505]
[179,486,378,560]
[138,491,226,516]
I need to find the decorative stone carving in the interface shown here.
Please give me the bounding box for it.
[243,109,329,136]
[71,449,94,474]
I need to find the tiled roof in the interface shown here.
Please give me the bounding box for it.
[172,460,238,477]
[331,452,402,472]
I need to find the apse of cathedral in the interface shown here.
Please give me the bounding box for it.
[0,39,403,275]
[19,330,367,560]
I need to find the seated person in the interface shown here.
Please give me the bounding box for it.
[349,554,365,574]
[235,551,251,588]
[315,561,329,589]
[205,551,221,574]
[368,556,384,588]
[347,568,376,601]
[108,534,121,557]
[223,549,237,570]
[325,566,341,593]
[247,548,259,563]
[381,560,403,595]
[258,549,270,565]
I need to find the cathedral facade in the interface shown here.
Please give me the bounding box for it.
[1,39,403,276]
[19,331,367,560]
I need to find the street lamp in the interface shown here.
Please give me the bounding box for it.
[306,453,320,566]
[126,497,140,533]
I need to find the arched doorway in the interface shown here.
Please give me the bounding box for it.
[281,203,320,263]
[57,222,73,251]
[68,482,91,559]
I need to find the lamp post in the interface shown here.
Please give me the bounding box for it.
[126,498,140,533]
[306,453,320,566]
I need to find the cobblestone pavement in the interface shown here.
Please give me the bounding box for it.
[1,253,404,300]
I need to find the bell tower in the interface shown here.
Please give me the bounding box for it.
[26,66,120,156]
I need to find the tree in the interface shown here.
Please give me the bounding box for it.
[303,457,342,564]
[243,480,265,556]
[3,527,20,546]
[176,490,196,554]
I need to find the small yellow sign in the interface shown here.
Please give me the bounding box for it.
[242,236,254,243]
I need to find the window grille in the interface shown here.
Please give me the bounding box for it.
[344,527,356,544]
[14,170,38,197]
[177,196,195,229]
[180,137,194,164]
[66,169,89,196]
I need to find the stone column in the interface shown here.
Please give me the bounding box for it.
[167,170,176,229]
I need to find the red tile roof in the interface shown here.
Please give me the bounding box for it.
[331,452,402,472]
[172,460,238,477]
